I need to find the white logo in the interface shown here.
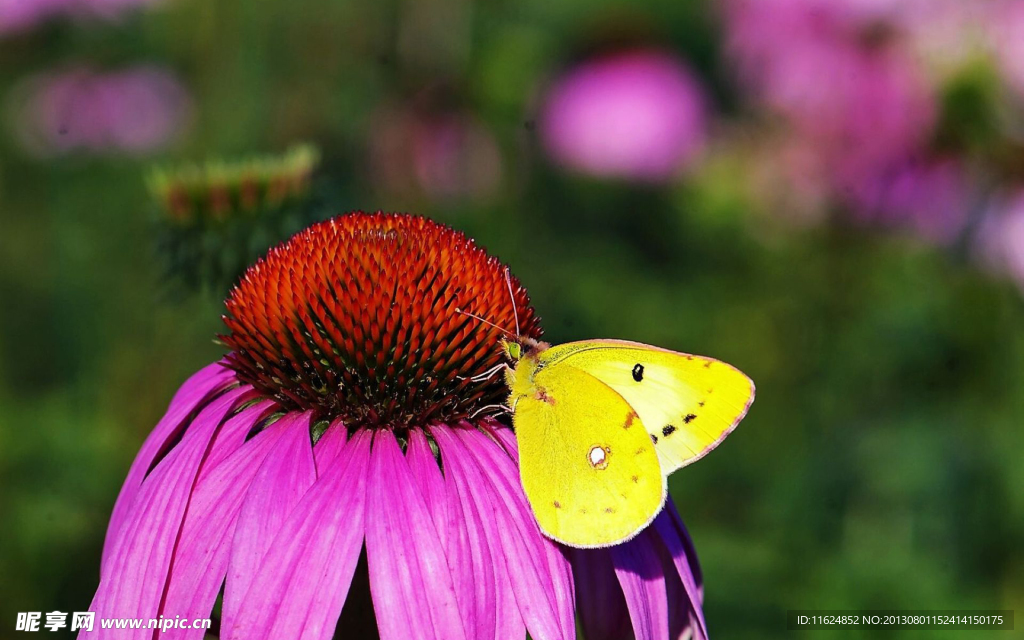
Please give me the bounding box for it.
[16,611,95,633]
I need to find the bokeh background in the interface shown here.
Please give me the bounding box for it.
[2,0,1023,638]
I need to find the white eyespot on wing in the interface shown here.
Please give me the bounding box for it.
[588,445,609,469]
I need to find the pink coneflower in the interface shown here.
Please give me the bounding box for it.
[539,49,709,183]
[6,65,191,157]
[86,212,707,639]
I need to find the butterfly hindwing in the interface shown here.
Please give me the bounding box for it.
[512,363,666,548]
[535,339,754,474]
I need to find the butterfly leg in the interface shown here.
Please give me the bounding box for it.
[457,362,509,383]
[470,403,511,419]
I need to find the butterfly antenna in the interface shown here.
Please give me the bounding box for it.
[455,307,514,338]
[504,267,521,337]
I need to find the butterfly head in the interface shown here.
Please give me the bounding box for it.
[501,336,547,363]
[502,339,523,362]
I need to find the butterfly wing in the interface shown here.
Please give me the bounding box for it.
[535,339,754,474]
[513,362,666,548]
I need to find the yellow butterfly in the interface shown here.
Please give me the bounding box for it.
[502,336,755,548]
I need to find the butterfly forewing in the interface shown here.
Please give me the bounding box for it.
[536,339,755,474]
[512,364,666,548]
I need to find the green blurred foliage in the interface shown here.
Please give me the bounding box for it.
[1,0,1022,638]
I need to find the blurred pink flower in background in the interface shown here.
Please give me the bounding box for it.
[976,192,1024,291]
[991,1,1024,98]
[725,0,936,179]
[411,113,502,202]
[0,0,163,35]
[370,104,503,204]
[722,0,983,240]
[6,65,191,157]
[539,49,708,183]
[887,0,1024,94]
[0,0,67,33]
[844,158,971,243]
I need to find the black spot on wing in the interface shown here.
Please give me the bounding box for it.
[662,424,677,437]
[683,414,697,424]
[632,363,644,382]
[650,434,658,445]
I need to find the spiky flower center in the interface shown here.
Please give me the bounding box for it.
[221,212,541,427]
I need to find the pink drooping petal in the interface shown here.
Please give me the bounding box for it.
[159,408,299,639]
[223,412,318,624]
[224,429,371,640]
[313,418,348,474]
[405,429,449,548]
[484,417,553,637]
[462,425,574,639]
[434,425,574,640]
[482,420,517,459]
[83,386,249,640]
[612,529,670,640]
[108,394,267,589]
[655,507,707,640]
[195,398,276,480]
[458,426,576,628]
[101,361,236,571]
[367,430,469,640]
[666,501,704,593]
[651,528,695,640]
[570,548,633,640]
[491,544,527,640]
[409,428,500,637]
[456,417,524,634]
[439,435,496,638]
